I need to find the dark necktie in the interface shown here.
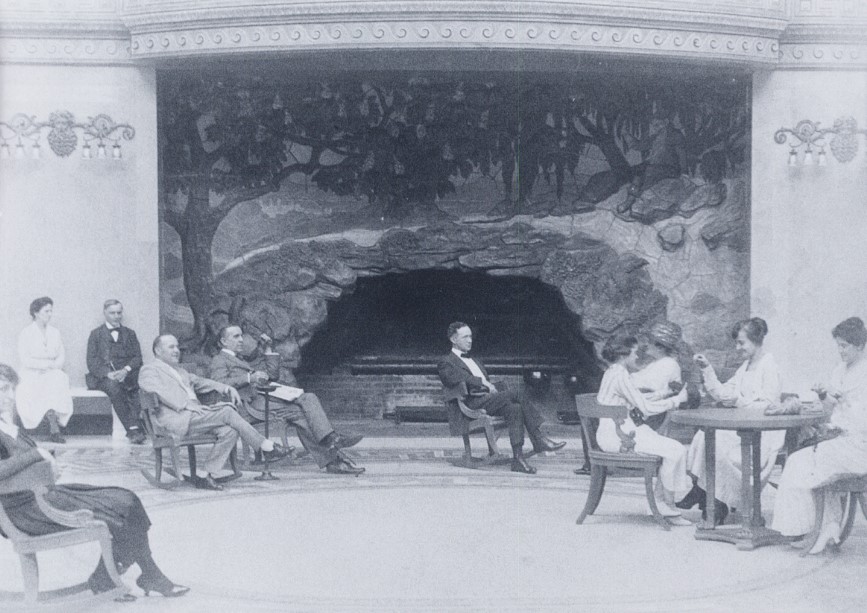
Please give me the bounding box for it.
[460,352,471,359]
[109,328,119,342]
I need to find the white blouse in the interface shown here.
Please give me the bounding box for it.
[701,352,780,409]
[598,363,682,417]
[18,322,65,372]
[827,357,867,435]
[631,356,682,401]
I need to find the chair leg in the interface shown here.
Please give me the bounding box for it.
[229,446,241,478]
[577,465,607,524]
[168,445,184,486]
[645,468,671,531]
[187,445,198,479]
[801,488,826,557]
[483,423,500,457]
[462,434,473,460]
[837,492,858,546]
[154,448,163,481]
[18,553,39,604]
[98,530,127,593]
[280,420,290,451]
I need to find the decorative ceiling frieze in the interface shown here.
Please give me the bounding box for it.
[0,0,863,69]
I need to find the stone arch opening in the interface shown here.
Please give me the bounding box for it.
[297,269,598,375]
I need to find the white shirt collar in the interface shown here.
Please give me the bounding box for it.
[221,348,236,357]
[0,416,19,439]
[451,347,466,358]
[106,322,119,331]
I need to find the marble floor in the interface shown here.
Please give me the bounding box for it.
[0,431,865,612]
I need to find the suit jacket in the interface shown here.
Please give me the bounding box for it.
[138,359,231,437]
[437,352,493,402]
[85,325,143,388]
[209,350,289,421]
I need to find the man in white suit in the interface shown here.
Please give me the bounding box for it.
[138,334,291,490]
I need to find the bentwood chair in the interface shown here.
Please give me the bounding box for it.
[0,461,129,604]
[801,475,867,556]
[138,391,241,489]
[574,393,671,530]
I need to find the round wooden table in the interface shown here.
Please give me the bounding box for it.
[670,407,829,550]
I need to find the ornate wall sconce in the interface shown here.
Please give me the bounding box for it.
[0,111,135,160]
[775,117,867,166]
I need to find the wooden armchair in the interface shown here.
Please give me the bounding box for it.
[138,391,241,489]
[0,461,128,604]
[445,385,508,468]
[574,393,671,530]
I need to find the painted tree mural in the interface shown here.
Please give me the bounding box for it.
[159,70,747,345]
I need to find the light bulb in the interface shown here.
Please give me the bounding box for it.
[82,144,92,159]
[803,148,813,165]
[97,143,106,158]
[788,150,798,166]
[112,144,121,159]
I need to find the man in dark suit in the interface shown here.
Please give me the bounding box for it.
[86,300,146,444]
[438,321,566,474]
[209,325,364,475]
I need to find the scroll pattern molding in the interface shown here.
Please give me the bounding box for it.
[127,22,782,63]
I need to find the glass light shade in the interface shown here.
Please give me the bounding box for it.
[817,149,827,166]
[0,143,9,159]
[30,144,41,159]
[803,148,813,165]
[82,144,92,159]
[112,144,121,159]
[14,143,25,159]
[97,143,107,158]
[787,150,798,166]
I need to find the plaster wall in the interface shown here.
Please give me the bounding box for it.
[751,70,867,394]
[0,64,159,385]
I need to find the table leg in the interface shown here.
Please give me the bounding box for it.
[694,428,785,550]
[751,430,764,527]
[254,392,279,481]
[703,427,716,530]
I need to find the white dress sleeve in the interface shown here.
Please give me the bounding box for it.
[612,365,682,416]
[701,362,741,404]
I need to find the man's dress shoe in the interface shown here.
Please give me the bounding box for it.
[533,437,567,453]
[261,444,292,462]
[325,459,365,475]
[511,457,537,474]
[197,474,224,491]
[128,430,147,445]
[573,464,592,476]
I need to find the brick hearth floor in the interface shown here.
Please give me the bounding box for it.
[1,423,865,612]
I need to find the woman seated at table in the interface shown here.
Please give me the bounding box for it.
[596,334,691,525]
[772,316,867,553]
[632,321,684,431]
[0,363,188,601]
[678,317,784,524]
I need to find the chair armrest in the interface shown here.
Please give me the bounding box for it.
[456,399,487,420]
[32,485,96,529]
[0,460,54,494]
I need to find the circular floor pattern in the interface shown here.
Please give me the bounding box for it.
[133,478,833,612]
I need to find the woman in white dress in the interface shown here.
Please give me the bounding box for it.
[772,317,867,553]
[16,297,73,443]
[632,321,684,432]
[596,334,691,525]
[679,317,784,524]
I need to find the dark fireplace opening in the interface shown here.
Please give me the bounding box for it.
[297,270,598,376]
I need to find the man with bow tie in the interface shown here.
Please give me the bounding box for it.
[208,324,365,475]
[437,322,566,474]
[85,300,146,444]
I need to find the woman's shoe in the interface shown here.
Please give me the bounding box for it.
[808,521,841,555]
[675,484,705,510]
[136,574,190,598]
[700,500,729,525]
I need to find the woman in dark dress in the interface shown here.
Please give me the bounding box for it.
[0,363,188,601]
